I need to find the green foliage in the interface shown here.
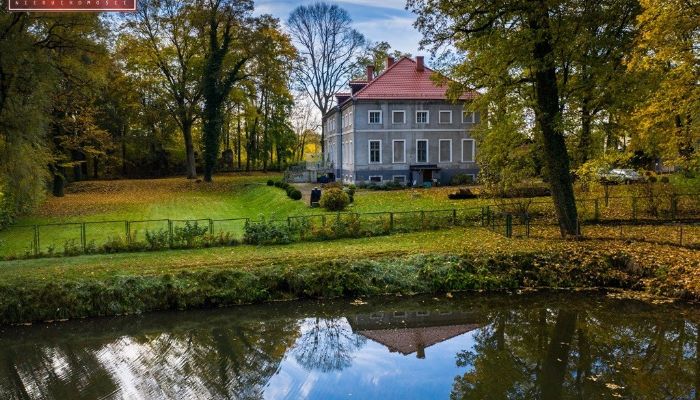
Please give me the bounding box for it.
[267,179,274,186]
[320,188,350,211]
[172,222,209,248]
[243,220,293,245]
[288,189,302,200]
[451,173,475,186]
[145,229,170,250]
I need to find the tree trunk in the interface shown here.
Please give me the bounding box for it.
[529,1,579,237]
[538,310,576,400]
[237,104,242,169]
[202,97,224,182]
[577,96,592,166]
[93,156,99,179]
[182,120,197,179]
[52,173,65,197]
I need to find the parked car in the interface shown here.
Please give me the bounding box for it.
[598,168,643,184]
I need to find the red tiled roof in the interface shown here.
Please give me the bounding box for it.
[349,57,477,101]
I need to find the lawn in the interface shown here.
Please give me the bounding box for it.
[0,174,492,257]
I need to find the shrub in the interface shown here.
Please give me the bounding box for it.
[267,179,274,186]
[344,187,355,203]
[660,176,670,184]
[323,181,343,190]
[172,221,208,248]
[320,188,350,211]
[448,188,477,200]
[451,173,475,185]
[288,189,302,200]
[145,229,170,250]
[63,239,82,257]
[243,220,293,245]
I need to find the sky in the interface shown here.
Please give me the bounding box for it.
[255,0,425,57]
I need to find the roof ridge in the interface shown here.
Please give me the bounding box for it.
[351,56,414,99]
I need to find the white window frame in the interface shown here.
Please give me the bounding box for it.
[439,139,452,163]
[392,175,407,185]
[392,139,406,164]
[461,139,476,162]
[392,110,406,124]
[348,110,353,127]
[416,139,429,163]
[439,110,452,124]
[416,110,429,124]
[462,111,475,123]
[368,110,382,124]
[369,176,383,183]
[368,140,382,164]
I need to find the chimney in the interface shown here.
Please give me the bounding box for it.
[416,56,424,72]
[386,56,395,68]
[366,65,375,81]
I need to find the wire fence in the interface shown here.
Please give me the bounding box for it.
[2,192,700,259]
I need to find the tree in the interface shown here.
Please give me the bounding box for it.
[287,2,365,155]
[123,0,204,179]
[408,0,607,236]
[198,0,255,182]
[629,0,700,170]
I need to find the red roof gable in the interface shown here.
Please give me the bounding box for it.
[349,57,477,101]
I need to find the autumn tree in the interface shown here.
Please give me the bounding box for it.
[287,2,365,155]
[629,0,700,170]
[407,0,641,236]
[122,0,204,179]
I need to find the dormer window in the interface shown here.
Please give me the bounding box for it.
[416,110,429,124]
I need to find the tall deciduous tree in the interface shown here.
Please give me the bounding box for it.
[123,0,204,179]
[198,0,254,182]
[629,0,700,169]
[287,2,365,155]
[410,0,581,236]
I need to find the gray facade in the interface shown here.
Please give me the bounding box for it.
[323,100,479,185]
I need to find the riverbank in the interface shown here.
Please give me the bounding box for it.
[0,227,698,324]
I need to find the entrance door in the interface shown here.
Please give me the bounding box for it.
[422,170,432,183]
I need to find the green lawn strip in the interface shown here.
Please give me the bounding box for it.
[0,227,699,325]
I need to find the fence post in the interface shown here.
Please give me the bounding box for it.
[594,199,599,221]
[81,223,86,252]
[452,209,457,226]
[208,218,214,235]
[126,221,131,245]
[322,215,326,227]
[671,195,678,220]
[526,215,530,238]
[631,197,638,221]
[33,225,39,256]
[287,216,291,229]
[389,212,394,231]
[505,214,512,238]
[168,219,173,248]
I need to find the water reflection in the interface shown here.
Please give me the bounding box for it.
[0,293,698,399]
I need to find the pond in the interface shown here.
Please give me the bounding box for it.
[0,292,698,399]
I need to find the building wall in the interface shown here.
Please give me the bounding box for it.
[350,100,479,184]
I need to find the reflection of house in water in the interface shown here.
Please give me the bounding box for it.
[348,310,482,359]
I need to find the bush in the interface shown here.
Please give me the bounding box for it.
[244,220,293,245]
[267,179,274,186]
[145,229,170,250]
[344,187,355,203]
[320,188,350,211]
[323,181,343,190]
[288,189,302,200]
[451,173,475,185]
[660,176,670,184]
[172,221,208,248]
[448,188,477,200]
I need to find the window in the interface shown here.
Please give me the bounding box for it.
[416,110,429,124]
[368,110,382,124]
[439,139,452,162]
[462,111,474,123]
[439,110,452,124]
[369,140,382,163]
[393,175,407,185]
[416,139,428,163]
[462,139,475,162]
[392,110,405,124]
[349,110,352,126]
[369,176,382,183]
[392,140,406,163]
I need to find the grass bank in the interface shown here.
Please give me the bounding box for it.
[0,227,699,325]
